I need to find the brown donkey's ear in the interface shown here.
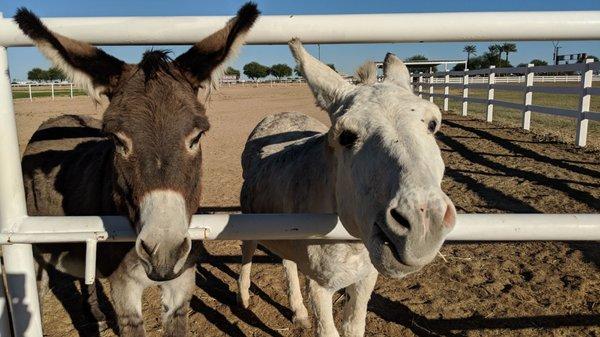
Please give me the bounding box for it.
[14,8,126,103]
[175,2,259,89]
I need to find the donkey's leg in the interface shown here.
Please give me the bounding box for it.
[110,253,150,337]
[308,279,340,337]
[237,240,257,308]
[80,282,108,331]
[340,270,378,337]
[160,266,194,337]
[282,259,310,329]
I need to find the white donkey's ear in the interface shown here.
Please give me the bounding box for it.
[383,52,412,91]
[289,38,352,113]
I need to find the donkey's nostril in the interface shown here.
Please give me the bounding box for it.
[140,240,154,257]
[389,208,411,231]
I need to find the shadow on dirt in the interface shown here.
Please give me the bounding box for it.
[370,293,600,336]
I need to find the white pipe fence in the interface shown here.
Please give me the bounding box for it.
[1,10,600,337]
[11,82,76,100]
[412,60,600,147]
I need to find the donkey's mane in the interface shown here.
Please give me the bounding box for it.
[139,49,174,82]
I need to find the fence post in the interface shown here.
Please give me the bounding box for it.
[522,63,534,131]
[418,73,423,98]
[0,44,45,337]
[462,69,469,116]
[486,65,495,122]
[28,84,32,101]
[443,70,450,111]
[429,72,434,103]
[70,83,73,98]
[575,59,593,147]
[51,82,55,100]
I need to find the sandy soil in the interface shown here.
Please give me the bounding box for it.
[12,84,600,337]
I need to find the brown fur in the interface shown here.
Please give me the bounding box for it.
[16,3,259,336]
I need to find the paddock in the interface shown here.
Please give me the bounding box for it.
[0,10,599,337]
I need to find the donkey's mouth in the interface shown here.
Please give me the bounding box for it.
[373,221,404,263]
[368,222,422,278]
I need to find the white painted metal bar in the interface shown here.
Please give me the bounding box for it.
[576,59,593,147]
[84,239,97,285]
[27,84,31,101]
[418,74,423,98]
[0,214,599,243]
[69,83,73,98]
[0,21,43,334]
[0,262,13,337]
[486,66,495,122]
[522,64,534,130]
[2,11,600,46]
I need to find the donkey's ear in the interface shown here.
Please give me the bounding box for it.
[175,2,259,89]
[14,8,126,103]
[355,61,377,85]
[289,38,353,113]
[383,53,411,91]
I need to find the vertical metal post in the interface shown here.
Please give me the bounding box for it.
[50,83,54,100]
[428,72,434,103]
[69,83,73,98]
[0,43,44,337]
[575,59,593,147]
[462,69,469,116]
[418,73,423,98]
[28,84,32,101]
[84,239,97,285]
[522,63,534,131]
[486,65,496,122]
[443,70,450,111]
[0,262,13,337]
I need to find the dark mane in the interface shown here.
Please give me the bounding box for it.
[139,49,173,82]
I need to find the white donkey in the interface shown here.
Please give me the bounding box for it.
[237,39,457,337]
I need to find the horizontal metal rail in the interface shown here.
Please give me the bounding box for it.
[2,11,600,46]
[1,214,599,244]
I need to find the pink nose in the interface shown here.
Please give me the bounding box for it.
[441,194,457,229]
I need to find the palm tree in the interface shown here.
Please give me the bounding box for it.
[463,45,477,69]
[488,44,503,66]
[501,42,517,64]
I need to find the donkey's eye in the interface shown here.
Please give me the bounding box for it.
[338,130,358,148]
[111,134,130,157]
[428,120,438,133]
[188,131,204,151]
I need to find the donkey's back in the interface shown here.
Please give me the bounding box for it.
[22,114,115,217]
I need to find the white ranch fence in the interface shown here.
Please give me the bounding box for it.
[0,10,600,337]
[11,82,76,100]
[412,61,600,147]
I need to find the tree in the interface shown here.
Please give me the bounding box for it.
[224,66,240,78]
[327,64,336,72]
[243,62,269,81]
[501,43,517,64]
[46,67,66,81]
[269,63,292,79]
[488,44,503,67]
[294,65,303,77]
[27,67,46,81]
[463,45,477,69]
[517,59,548,67]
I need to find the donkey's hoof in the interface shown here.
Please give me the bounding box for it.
[293,315,311,329]
[236,293,250,309]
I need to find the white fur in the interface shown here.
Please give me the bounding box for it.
[238,40,456,337]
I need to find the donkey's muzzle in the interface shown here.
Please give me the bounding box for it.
[135,235,192,281]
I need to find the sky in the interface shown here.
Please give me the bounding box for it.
[2,0,600,81]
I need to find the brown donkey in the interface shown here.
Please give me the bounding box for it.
[15,3,259,336]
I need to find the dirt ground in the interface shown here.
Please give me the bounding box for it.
[12,84,600,337]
